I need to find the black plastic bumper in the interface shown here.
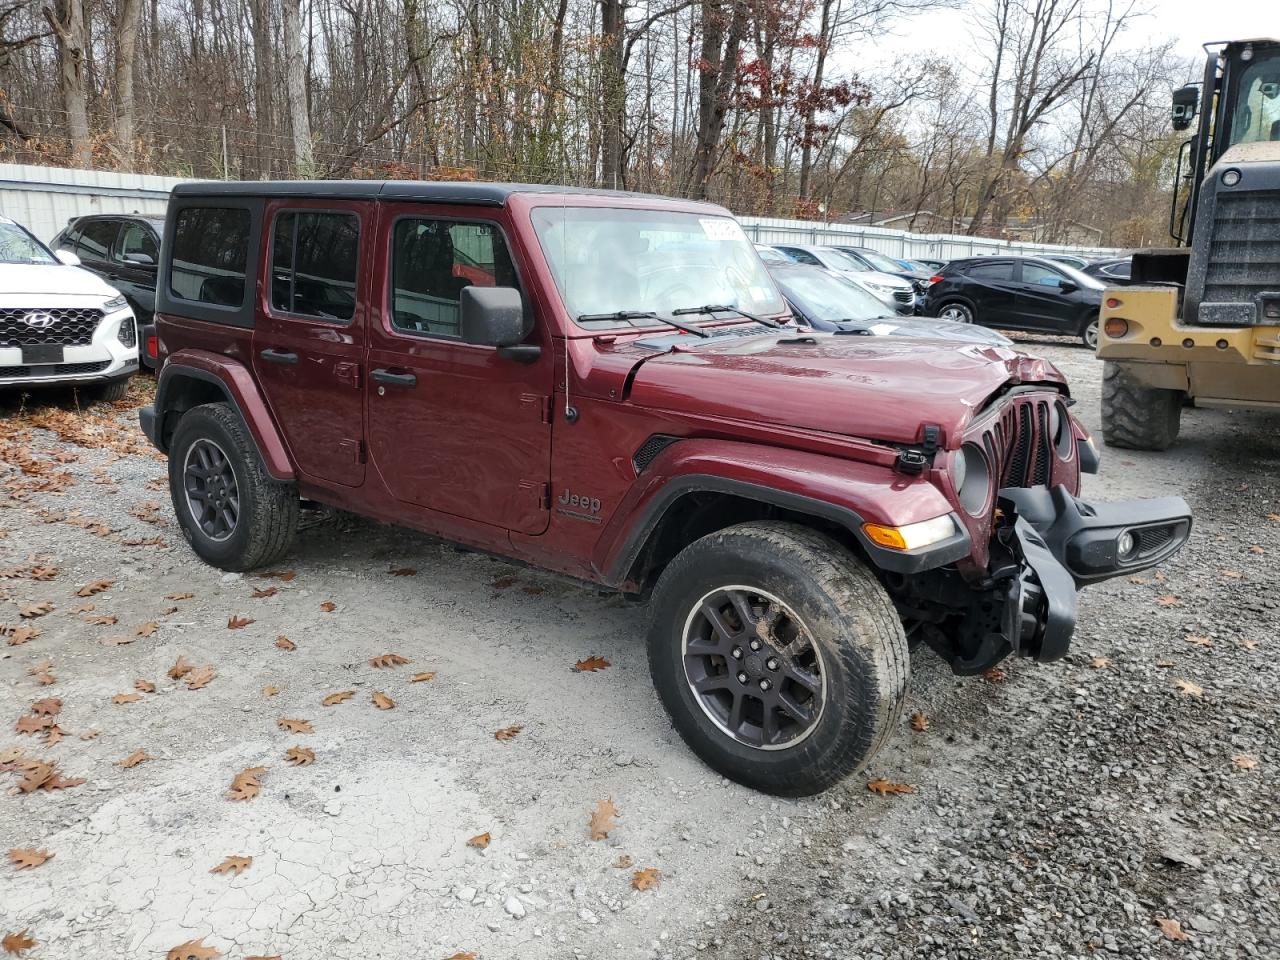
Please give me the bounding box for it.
[139,405,159,448]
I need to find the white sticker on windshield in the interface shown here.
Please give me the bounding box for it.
[699,218,745,242]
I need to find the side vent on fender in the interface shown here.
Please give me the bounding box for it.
[632,435,680,474]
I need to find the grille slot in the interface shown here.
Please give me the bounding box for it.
[0,361,112,378]
[1198,190,1280,324]
[983,396,1054,489]
[0,308,103,347]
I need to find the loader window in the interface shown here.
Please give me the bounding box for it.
[1228,57,1280,147]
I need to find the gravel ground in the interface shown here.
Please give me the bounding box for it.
[1,342,1277,960]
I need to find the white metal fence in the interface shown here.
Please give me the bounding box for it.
[2,163,1118,262]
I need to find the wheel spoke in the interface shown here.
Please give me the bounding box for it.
[690,672,731,694]
[777,690,815,726]
[726,691,746,735]
[727,591,756,633]
[785,663,822,695]
[700,600,739,646]
[761,704,780,746]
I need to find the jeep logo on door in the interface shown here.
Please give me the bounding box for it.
[557,488,603,523]
[23,311,56,330]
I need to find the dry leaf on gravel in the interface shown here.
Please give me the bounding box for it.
[632,867,661,890]
[319,601,336,612]
[1232,754,1259,771]
[35,672,57,686]
[1239,638,1259,650]
[8,848,52,870]
[370,653,410,668]
[409,672,435,682]
[1154,917,1192,941]
[30,698,60,716]
[71,601,94,613]
[111,692,142,705]
[614,854,633,869]
[18,602,53,619]
[135,622,158,637]
[909,712,929,731]
[167,656,194,679]
[491,576,516,589]
[166,591,195,600]
[277,718,313,734]
[389,568,416,576]
[244,956,281,960]
[6,626,41,646]
[76,579,113,597]
[226,767,266,801]
[1185,635,1213,646]
[589,798,618,840]
[1248,545,1265,554]
[2,929,36,954]
[573,655,610,672]
[210,855,252,876]
[166,937,221,959]
[494,724,523,741]
[85,614,117,625]
[134,679,156,693]
[184,666,217,690]
[274,636,296,651]
[227,615,254,629]
[260,570,296,581]
[251,587,279,599]
[372,691,395,710]
[982,667,1006,683]
[285,746,314,766]
[262,685,280,697]
[14,714,52,734]
[1173,679,1204,696]
[1089,656,1113,668]
[322,691,354,706]
[101,634,136,646]
[1156,595,1181,607]
[867,779,915,796]
[119,750,152,768]
[443,954,477,960]
[1221,570,1243,579]
[467,832,491,850]
[79,729,99,740]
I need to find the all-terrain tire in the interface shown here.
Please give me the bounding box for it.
[168,402,299,571]
[1100,360,1183,450]
[647,521,909,796]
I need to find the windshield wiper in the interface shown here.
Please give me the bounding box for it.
[672,303,784,329]
[577,309,709,338]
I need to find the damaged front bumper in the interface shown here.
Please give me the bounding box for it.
[911,486,1191,675]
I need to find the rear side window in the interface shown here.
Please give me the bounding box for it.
[777,247,821,267]
[390,218,518,338]
[966,261,1013,281]
[270,211,359,321]
[116,222,158,263]
[169,207,252,306]
[77,220,119,261]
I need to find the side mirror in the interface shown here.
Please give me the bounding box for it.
[1058,281,1078,295]
[460,286,538,360]
[54,249,82,267]
[123,252,156,267]
[1171,84,1199,132]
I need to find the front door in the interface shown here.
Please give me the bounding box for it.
[365,205,553,536]
[1013,261,1078,332]
[112,221,160,318]
[252,200,369,487]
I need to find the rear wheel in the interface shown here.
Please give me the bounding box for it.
[168,402,298,570]
[647,521,909,796]
[1100,361,1183,450]
[937,301,974,324]
[1080,314,1099,350]
[84,377,131,404]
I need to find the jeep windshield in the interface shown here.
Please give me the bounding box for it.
[0,221,56,265]
[530,206,786,329]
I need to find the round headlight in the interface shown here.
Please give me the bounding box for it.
[957,442,991,515]
[1222,168,1241,187]
[1117,531,1136,559]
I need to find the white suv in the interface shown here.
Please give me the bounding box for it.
[0,216,138,400]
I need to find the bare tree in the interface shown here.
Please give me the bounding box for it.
[281,0,312,173]
[42,0,91,165]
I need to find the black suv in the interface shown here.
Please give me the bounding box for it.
[52,214,164,369]
[923,256,1105,348]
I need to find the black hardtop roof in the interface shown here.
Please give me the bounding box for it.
[73,212,165,223]
[170,179,726,211]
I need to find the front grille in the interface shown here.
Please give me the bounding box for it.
[0,361,111,378]
[982,396,1055,488]
[892,290,913,304]
[1197,189,1280,325]
[0,308,103,347]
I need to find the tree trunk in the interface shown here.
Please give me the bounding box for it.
[113,0,143,166]
[250,0,274,179]
[687,0,744,200]
[797,0,832,200]
[282,0,312,174]
[600,0,625,189]
[44,0,92,167]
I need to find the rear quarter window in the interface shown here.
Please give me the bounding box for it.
[169,207,252,307]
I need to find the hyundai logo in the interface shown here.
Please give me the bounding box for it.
[22,311,56,330]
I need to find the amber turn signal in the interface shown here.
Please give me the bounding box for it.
[1103,317,1129,338]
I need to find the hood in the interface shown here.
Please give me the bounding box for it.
[849,270,913,290]
[623,332,1066,445]
[0,263,118,299]
[835,317,1012,346]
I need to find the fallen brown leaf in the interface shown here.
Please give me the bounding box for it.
[167,655,194,679]
[226,767,266,801]
[467,832,491,850]
[8,848,52,870]
[1232,753,1259,771]
[867,779,915,795]
[134,679,156,693]
[76,578,114,597]
[262,685,280,697]
[274,636,296,651]
[134,621,158,637]
[319,601,336,612]
[210,855,252,876]
[1248,545,1265,554]
[409,672,436,682]
[1154,917,1191,941]
[100,634,136,646]
[909,712,929,731]
[260,570,296,581]
[389,567,417,576]
[982,667,1006,683]
[494,724,523,741]
[1185,635,1213,647]
[1221,569,1243,579]
[443,953,477,960]
[166,937,221,959]
[573,655,611,672]
[632,867,661,890]
[277,718,313,734]
[35,672,57,686]
[589,797,617,840]
[2,929,36,954]
[614,854,633,869]
[1089,656,1112,668]
[78,729,99,740]
[1239,638,1259,650]
[251,587,278,599]
[227,615,254,629]
[119,749,152,768]
[85,614,117,625]
[491,576,516,590]
[1156,595,1181,607]
[30,698,60,716]
[370,653,409,668]
[5,626,41,646]
[14,714,52,735]
[372,691,395,710]
[166,591,195,600]
[284,746,314,766]
[184,666,217,690]
[1173,678,1204,697]
[111,692,142,705]
[322,691,354,706]
[18,602,53,619]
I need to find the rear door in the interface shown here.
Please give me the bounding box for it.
[365,204,553,535]
[74,219,120,281]
[960,259,1019,326]
[252,200,370,487]
[1013,261,1078,332]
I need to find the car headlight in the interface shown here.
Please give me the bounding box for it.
[865,282,892,293]
[956,442,992,515]
[862,514,958,551]
[104,295,128,312]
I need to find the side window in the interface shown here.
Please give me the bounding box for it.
[1102,262,1130,279]
[169,207,252,306]
[778,247,820,266]
[966,261,1014,281]
[117,222,158,263]
[77,220,119,261]
[57,225,80,251]
[269,211,359,321]
[390,218,518,338]
[1020,263,1066,287]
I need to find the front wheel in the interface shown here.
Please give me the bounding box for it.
[937,301,974,324]
[168,402,299,570]
[647,521,909,796]
[1080,314,1099,350]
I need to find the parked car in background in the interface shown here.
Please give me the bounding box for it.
[0,215,138,399]
[754,243,791,264]
[770,243,916,314]
[832,245,932,289]
[924,255,1105,348]
[913,257,948,272]
[1082,257,1137,285]
[52,213,164,369]
[895,257,936,273]
[1043,253,1090,271]
[767,262,1012,345]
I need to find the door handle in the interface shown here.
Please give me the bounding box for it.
[260,348,299,365]
[371,368,417,387]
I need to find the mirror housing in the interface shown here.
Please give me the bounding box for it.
[123,252,156,267]
[460,285,528,347]
[1171,84,1199,132]
[1058,281,1078,295]
[54,249,81,267]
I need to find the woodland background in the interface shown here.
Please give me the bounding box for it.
[0,0,1189,245]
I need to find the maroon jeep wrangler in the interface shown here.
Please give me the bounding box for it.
[140,181,1191,795]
